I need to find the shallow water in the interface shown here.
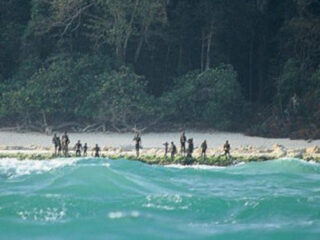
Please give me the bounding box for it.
[0,158,319,240]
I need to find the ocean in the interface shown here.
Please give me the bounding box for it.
[0,157,319,240]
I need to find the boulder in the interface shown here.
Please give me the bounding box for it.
[193,148,202,157]
[115,147,123,154]
[306,146,320,155]
[144,148,157,156]
[287,149,304,159]
[102,146,109,151]
[272,144,287,158]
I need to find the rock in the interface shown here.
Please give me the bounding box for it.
[115,147,123,154]
[272,144,285,150]
[155,149,164,157]
[287,149,304,159]
[144,148,157,156]
[306,146,320,155]
[194,148,202,156]
[272,144,287,158]
[102,146,109,151]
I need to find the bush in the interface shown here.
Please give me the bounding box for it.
[276,58,304,107]
[0,54,111,124]
[96,66,161,130]
[162,64,246,130]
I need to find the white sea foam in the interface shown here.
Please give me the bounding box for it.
[0,158,80,178]
[108,211,124,219]
[306,160,318,165]
[17,206,66,223]
[234,162,246,166]
[143,194,190,211]
[102,162,110,167]
[108,211,140,219]
[164,164,226,170]
[142,203,175,210]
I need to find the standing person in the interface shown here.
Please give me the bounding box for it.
[75,140,82,157]
[201,140,207,158]
[93,144,100,158]
[133,133,142,157]
[180,132,187,156]
[57,136,62,156]
[223,140,231,158]
[61,131,70,156]
[83,143,88,157]
[170,142,177,161]
[163,142,169,157]
[187,138,194,158]
[52,133,59,155]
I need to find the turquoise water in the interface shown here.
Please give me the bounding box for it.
[0,158,319,240]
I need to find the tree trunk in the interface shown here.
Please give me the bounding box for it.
[123,0,140,63]
[249,32,254,102]
[134,24,148,63]
[205,29,213,71]
[201,29,205,72]
[113,12,123,62]
[42,111,48,128]
[177,45,183,74]
[257,34,266,102]
[164,44,171,79]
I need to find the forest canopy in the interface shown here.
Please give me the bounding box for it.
[0,0,319,138]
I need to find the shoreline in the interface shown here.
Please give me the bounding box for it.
[0,131,319,149]
[0,144,319,166]
[0,130,319,166]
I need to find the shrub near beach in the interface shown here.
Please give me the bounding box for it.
[162,65,246,130]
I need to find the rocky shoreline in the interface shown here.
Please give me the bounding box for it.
[0,144,319,166]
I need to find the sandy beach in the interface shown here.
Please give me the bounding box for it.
[0,131,319,163]
[0,131,319,149]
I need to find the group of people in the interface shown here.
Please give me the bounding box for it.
[52,132,70,156]
[162,132,231,161]
[52,132,101,157]
[52,131,231,160]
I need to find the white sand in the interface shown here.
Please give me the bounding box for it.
[0,131,318,149]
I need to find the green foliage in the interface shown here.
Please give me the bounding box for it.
[0,54,111,123]
[276,58,303,106]
[0,0,320,136]
[308,66,320,122]
[163,65,246,130]
[97,66,160,130]
[310,66,320,95]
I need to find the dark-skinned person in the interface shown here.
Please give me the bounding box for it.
[52,133,59,155]
[180,131,187,156]
[163,142,169,157]
[83,143,88,157]
[75,140,82,157]
[93,144,101,158]
[170,142,177,161]
[223,140,231,158]
[61,131,70,156]
[133,133,142,157]
[201,140,207,158]
[57,136,62,156]
[187,138,194,158]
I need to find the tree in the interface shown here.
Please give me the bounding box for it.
[96,66,161,132]
[163,64,246,130]
[86,0,167,63]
